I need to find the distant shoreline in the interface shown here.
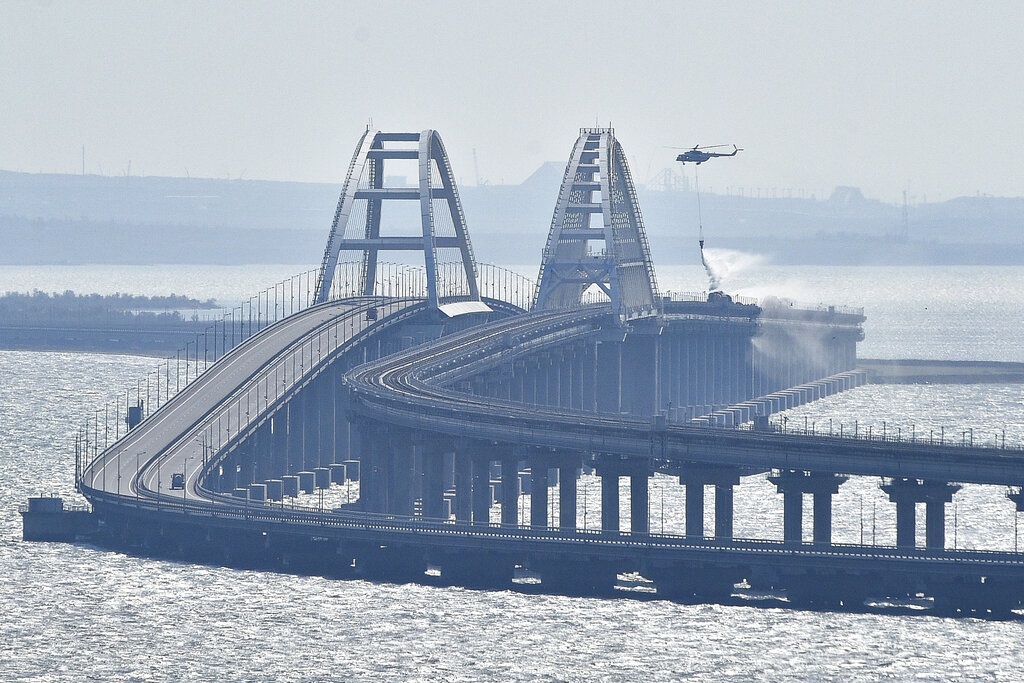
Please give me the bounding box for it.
[0,322,217,357]
[859,359,1024,384]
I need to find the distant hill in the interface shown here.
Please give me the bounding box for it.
[1,169,1021,266]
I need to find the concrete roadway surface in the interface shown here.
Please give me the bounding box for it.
[82,297,417,506]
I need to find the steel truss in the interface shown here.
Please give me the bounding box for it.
[534,128,660,320]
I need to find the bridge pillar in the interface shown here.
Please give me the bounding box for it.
[529,454,549,528]
[471,455,491,525]
[389,437,415,517]
[630,473,649,534]
[621,331,658,418]
[559,465,578,530]
[558,352,573,409]
[356,422,386,513]
[453,451,472,522]
[286,397,304,472]
[302,379,323,469]
[768,470,848,545]
[419,438,450,520]
[678,465,742,540]
[580,342,597,412]
[594,454,650,533]
[500,452,519,525]
[685,483,704,538]
[715,483,735,539]
[509,362,526,403]
[271,409,289,477]
[544,353,560,407]
[600,472,620,532]
[881,478,961,550]
[594,339,622,414]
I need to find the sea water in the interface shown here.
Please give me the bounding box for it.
[2,264,1023,681]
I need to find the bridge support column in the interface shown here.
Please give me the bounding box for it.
[271,410,289,476]
[559,465,577,530]
[679,465,742,540]
[600,472,619,532]
[881,478,961,550]
[389,438,415,517]
[621,333,657,418]
[768,470,848,545]
[453,452,472,522]
[630,473,649,534]
[286,396,304,471]
[594,453,650,533]
[580,343,597,412]
[500,453,519,525]
[471,455,491,525]
[685,483,704,538]
[510,362,526,403]
[356,422,386,513]
[530,455,549,529]
[715,483,734,539]
[300,381,318,469]
[594,339,622,414]
[418,437,450,520]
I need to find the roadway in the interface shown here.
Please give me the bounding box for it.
[345,305,1024,486]
[80,296,421,506]
[76,298,1024,604]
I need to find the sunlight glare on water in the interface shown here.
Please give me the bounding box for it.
[3,265,1024,680]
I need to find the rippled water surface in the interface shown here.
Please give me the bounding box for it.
[3,265,1024,681]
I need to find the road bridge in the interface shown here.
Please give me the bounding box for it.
[47,128,1024,616]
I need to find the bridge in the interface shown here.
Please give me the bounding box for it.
[41,128,1024,617]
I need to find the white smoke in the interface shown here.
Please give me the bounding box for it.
[700,247,765,293]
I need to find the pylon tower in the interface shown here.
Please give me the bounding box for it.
[533,128,659,320]
[315,129,487,315]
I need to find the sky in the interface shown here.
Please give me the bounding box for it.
[2,0,1022,204]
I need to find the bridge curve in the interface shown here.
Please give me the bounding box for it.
[344,306,1024,486]
[65,124,1024,615]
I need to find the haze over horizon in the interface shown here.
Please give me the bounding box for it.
[3,1,1022,205]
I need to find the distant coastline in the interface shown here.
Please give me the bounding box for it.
[0,291,220,356]
[1,169,1021,267]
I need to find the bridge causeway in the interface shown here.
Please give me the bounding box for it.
[33,127,1024,617]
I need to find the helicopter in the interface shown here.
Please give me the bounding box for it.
[675,144,742,165]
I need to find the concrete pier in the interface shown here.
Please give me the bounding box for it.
[679,465,742,540]
[769,470,848,545]
[529,453,549,528]
[500,454,519,525]
[20,497,95,541]
[881,478,962,549]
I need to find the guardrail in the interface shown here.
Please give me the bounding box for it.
[73,262,538,491]
[81,486,1024,568]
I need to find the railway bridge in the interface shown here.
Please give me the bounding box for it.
[52,128,1024,616]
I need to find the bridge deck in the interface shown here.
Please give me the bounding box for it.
[81,297,419,503]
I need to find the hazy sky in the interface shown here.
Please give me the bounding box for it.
[2,0,1022,203]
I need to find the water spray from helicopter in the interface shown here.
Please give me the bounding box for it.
[674,143,743,293]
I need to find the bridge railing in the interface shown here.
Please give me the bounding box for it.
[321,260,537,311]
[74,261,539,489]
[74,264,369,488]
[765,416,1018,450]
